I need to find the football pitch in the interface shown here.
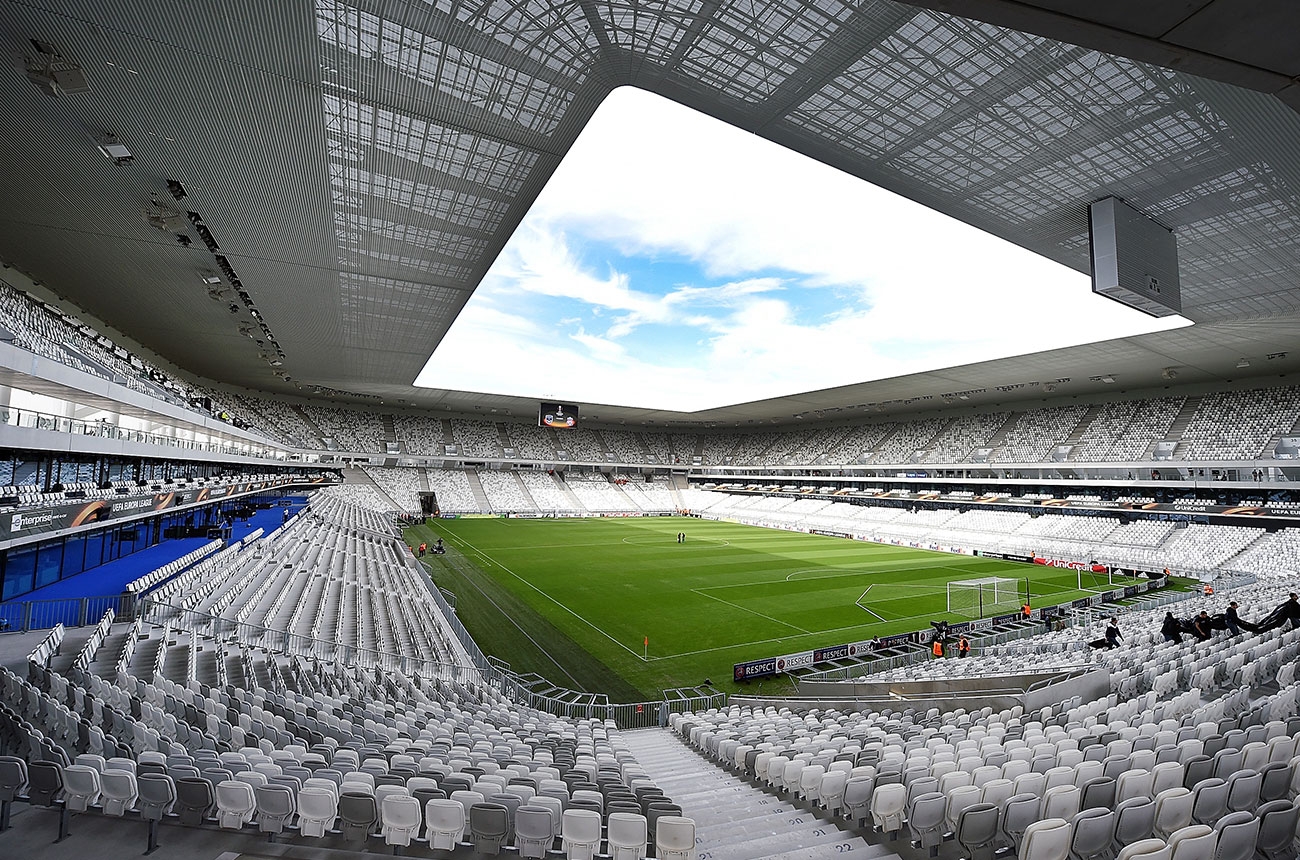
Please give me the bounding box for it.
[406,516,1138,700]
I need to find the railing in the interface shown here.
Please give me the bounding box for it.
[0,593,134,633]
[0,404,286,460]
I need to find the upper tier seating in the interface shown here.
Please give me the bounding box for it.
[477,470,531,512]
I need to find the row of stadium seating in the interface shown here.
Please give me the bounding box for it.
[0,472,314,511]
[193,386,1300,463]
[5,273,1300,471]
[0,495,697,857]
[679,490,1292,578]
[673,579,1300,857]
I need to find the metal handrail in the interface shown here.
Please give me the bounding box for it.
[0,403,286,460]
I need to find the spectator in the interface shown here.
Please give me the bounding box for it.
[1161,611,1182,644]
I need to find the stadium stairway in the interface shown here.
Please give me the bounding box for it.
[463,468,492,511]
[342,465,402,511]
[1154,394,1202,458]
[552,472,588,511]
[622,727,904,860]
[509,469,540,509]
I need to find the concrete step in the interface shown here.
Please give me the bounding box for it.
[620,728,903,860]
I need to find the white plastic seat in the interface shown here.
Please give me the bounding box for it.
[561,808,602,860]
[1020,817,1072,860]
[62,765,101,813]
[607,811,648,860]
[297,787,338,837]
[655,816,696,860]
[100,769,138,817]
[1167,824,1215,860]
[216,780,256,829]
[424,798,466,849]
[871,783,907,833]
[1116,838,1171,860]
[381,794,422,847]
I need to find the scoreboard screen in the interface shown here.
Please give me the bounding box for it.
[539,402,579,429]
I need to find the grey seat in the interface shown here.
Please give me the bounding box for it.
[1252,799,1299,860]
[1069,807,1116,860]
[843,776,873,827]
[470,802,511,855]
[1112,796,1156,849]
[907,792,947,855]
[28,761,63,806]
[1223,770,1262,813]
[1212,750,1246,780]
[1079,776,1116,811]
[1154,788,1195,840]
[137,773,176,820]
[338,791,378,843]
[1210,811,1259,860]
[175,778,213,825]
[955,802,1000,860]
[906,776,939,805]
[514,805,554,859]
[1191,778,1229,825]
[1184,756,1215,789]
[255,784,296,836]
[1000,793,1041,853]
[1256,763,1291,803]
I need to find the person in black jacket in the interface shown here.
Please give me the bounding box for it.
[1225,601,1242,635]
[1104,617,1122,648]
[1161,611,1182,644]
[1192,611,1213,641]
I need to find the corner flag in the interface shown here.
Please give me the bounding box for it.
[643,635,648,659]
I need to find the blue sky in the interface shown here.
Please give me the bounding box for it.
[416,87,1187,411]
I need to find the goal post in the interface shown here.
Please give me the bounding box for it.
[946,576,1026,619]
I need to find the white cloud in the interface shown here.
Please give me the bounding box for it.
[417,87,1188,411]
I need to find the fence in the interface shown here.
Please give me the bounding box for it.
[0,594,134,633]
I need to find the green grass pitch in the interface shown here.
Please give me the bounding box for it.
[405,516,1138,700]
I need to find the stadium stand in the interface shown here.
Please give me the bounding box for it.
[476,470,532,512]
[361,467,422,514]
[393,415,444,456]
[515,471,575,511]
[423,469,479,514]
[449,420,501,459]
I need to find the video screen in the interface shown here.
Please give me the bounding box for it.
[539,402,579,429]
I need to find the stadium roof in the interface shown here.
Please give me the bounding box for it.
[1,0,1298,425]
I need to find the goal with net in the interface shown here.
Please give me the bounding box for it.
[946,576,1025,618]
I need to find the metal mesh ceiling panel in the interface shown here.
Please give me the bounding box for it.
[0,0,1297,418]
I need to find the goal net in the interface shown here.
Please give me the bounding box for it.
[946,577,1024,618]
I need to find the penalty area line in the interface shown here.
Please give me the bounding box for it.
[854,585,886,622]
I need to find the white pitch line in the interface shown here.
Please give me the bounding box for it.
[689,588,812,635]
[448,531,648,662]
[854,586,886,621]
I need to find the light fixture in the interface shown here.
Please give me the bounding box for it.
[1267,352,1288,360]
[1237,358,1251,369]
[1161,367,1178,379]
[24,40,89,97]
[201,274,221,284]
[167,180,187,200]
[95,133,133,165]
